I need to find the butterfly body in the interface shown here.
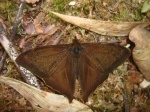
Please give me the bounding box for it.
[16,38,130,103]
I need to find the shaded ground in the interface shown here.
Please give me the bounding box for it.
[0,0,150,111]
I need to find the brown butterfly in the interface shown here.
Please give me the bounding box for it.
[16,38,130,103]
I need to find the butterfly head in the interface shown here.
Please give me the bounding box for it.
[72,37,81,55]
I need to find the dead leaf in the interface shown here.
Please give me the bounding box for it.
[24,0,40,4]
[35,25,44,34]
[35,26,60,45]
[124,71,144,105]
[19,38,26,49]
[124,71,143,96]
[16,97,27,106]
[43,32,63,46]
[33,12,45,27]
[125,71,144,88]
[50,12,150,36]
[43,25,55,34]
[129,25,150,81]
[130,107,141,112]
[25,23,36,35]
[25,12,45,35]
[98,100,116,111]
[46,26,59,36]
[0,76,93,112]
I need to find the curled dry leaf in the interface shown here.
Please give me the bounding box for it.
[24,0,39,4]
[25,12,45,35]
[50,12,150,36]
[0,76,92,112]
[23,12,62,49]
[129,25,150,81]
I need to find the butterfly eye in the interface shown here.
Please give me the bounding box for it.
[73,46,80,55]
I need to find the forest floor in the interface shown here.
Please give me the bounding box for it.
[0,0,150,112]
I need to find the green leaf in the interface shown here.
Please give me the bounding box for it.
[141,0,150,13]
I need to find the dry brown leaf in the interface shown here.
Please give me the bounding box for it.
[124,71,144,91]
[33,12,45,34]
[43,25,55,34]
[50,12,150,36]
[35,26,60,45]
[33,12,45,27]
[25,12,45,35]
[19,38,26,49]
[130,107,141,112]
[35,25,44,34]
[24,0,40,4]
[0,76,93,112]
[129,25,150,81]
[46,27,59,36]
[25,23,36,35]
[16,97,27,106]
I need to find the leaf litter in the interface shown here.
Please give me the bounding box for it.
[0,0,150,111]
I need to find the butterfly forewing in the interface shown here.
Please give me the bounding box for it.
[82,43,130,73]
[16,45,76,102]
[78,43,130,102]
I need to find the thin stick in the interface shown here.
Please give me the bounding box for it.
[122,78,130,112]
[10,1,26,39]
[0,51,7,72]
[0,20,40,88]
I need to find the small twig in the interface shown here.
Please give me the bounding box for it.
[122,78,130,112]
[50,32,64,45]
[10,1,26,39]
[0,20,40,89]
[0,0,40,88]
[0,51,7,72]
[4,1,25,77]
[0,101,12,110]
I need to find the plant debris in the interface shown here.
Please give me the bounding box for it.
[0,0,150,111]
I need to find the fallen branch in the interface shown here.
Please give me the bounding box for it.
[0,76,93,112]
[10,1,26,39]
[0,19,40,88]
